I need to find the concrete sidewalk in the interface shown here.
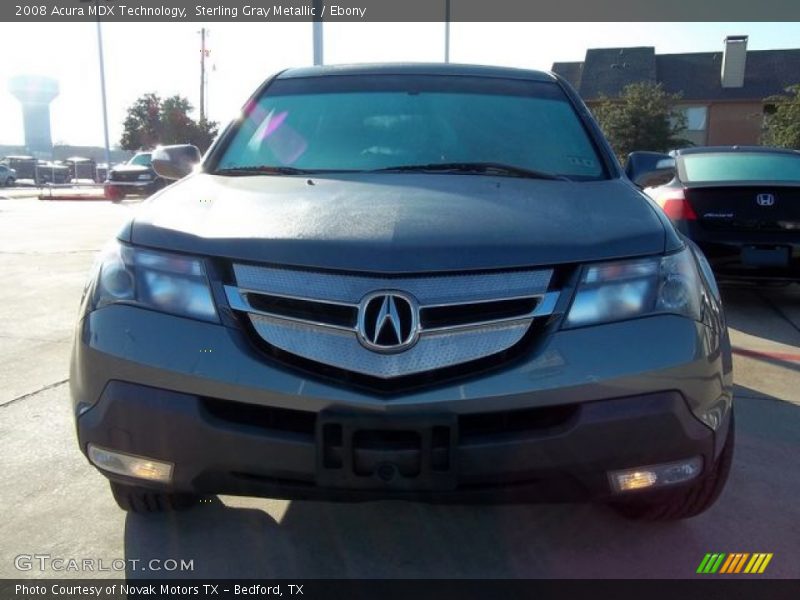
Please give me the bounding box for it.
[1,186,106,201]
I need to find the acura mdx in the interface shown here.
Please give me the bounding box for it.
[70,64,734,520]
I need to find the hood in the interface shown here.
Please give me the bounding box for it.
[128,172,675,273]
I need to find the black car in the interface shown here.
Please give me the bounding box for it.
[104,152,166,201]
[640,146,800,282]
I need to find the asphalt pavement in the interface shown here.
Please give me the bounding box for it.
[1,196,798,579]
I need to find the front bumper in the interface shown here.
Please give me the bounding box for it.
[79,380,725,502]
[71,305,732,502]
[104,180,160,197]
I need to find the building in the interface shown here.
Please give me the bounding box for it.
[552,36,800,146]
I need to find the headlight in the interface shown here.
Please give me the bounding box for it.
[89,241,218,322]
[564,247,702,328]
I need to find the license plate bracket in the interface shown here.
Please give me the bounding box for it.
[741,245,790,267]
[315,412,458,491]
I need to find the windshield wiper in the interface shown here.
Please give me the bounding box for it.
[213,165,318,176]
[371,162,571,181]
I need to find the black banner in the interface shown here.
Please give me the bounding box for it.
[2,579,800,600]
[3,0,800,22]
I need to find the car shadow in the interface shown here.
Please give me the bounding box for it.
[123,385,800,579]
[721,284,800,348]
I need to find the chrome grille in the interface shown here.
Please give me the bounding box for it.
[233,264,552,305]
[227,264,558,379]
[249,315,533,379]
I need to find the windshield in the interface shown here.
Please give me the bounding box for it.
[215,76,606,180]
[129,153,152,167]
[682,152,800,183]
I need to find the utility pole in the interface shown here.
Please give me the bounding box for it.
[199,27,207,122]
[95,1,111,169]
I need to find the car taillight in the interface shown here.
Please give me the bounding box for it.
[655,190,697,221]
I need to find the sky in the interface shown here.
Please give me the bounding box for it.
[0,21,799,148]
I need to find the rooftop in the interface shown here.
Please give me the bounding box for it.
[553,46,800,101]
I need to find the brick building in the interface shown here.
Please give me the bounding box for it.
[552,36,800,146]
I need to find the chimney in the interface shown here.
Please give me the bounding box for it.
[721,35,748,88]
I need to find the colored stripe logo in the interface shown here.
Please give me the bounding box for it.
[697,553,773,574]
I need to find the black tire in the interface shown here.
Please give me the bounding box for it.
[109,481,200,514]
[613,410,735,521]
[7,178,15,187]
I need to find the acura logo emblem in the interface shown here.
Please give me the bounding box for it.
[357,291,419,353]
[756,193,775,207]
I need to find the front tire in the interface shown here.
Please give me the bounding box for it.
[613,410,735,521]
[109,481,200,514]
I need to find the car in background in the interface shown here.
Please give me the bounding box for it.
[64,156,98,183]
[1,155,37,184]
[637,146,800,283]
[104,151,166,202]
[0,164,17,186]
[35,161,71,185]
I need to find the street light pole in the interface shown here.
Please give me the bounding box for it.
[444,0,450,63]
[95,3,111,169]
[313,0,323,65]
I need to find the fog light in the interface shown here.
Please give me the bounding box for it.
[614,470,657,491]
[88,445,173,483]
[609,456,703,493]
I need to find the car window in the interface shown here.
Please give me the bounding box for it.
[681,152,800,183]
[217,76,606,180]
[130,153,152,167]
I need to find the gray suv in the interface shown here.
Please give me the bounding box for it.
[70,64,734,520]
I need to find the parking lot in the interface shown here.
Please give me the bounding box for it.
[1,194,798,579]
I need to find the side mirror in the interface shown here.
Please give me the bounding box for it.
[151,144,202,180]
[625,151,676,188]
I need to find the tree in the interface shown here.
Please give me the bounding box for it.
[592,82,690,163]
[120,93,219,152]
[120,93,162,151]
[763,85,800,149]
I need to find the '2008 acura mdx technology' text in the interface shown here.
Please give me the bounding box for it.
[70,64,734,520]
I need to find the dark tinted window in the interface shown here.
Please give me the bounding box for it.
[682,152,800,183]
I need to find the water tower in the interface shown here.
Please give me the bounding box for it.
[8,75,59,158]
